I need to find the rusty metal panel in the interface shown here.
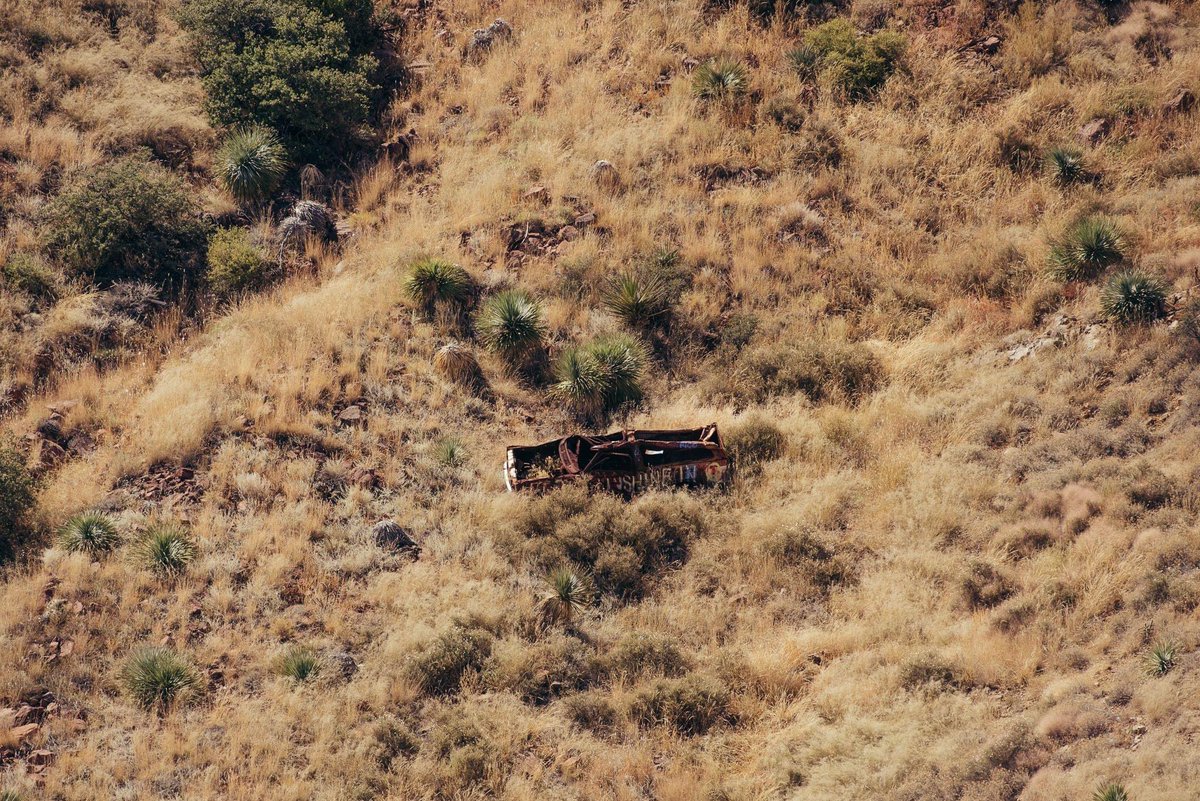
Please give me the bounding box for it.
[505,424,730,494]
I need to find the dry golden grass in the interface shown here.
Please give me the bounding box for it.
[2,0,1200,798]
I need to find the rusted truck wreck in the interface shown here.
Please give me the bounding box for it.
[504,425,730,494]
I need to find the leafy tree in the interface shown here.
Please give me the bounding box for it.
[179,0,385,165]
[42,155,208,290]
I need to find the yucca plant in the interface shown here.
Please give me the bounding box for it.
[215,125,288,204]
[135,522,197,576]
[0,790,26,801]
[435,437,467,468]
[1092,782,1129,801]
[58,512,120,557]
[787,45,821,81]
[602,272,672,331]
[1144,641,1178,677]
[277,645,321,682]
[475,289,547,370]
[552,334,647,422]
[1046,146,1086,185]
[539,568,595,627]
[404,258,473,317]
[692,59,749,102]
[1100,270,1167,324]
[1047,217,1126,281]
[122,646,201,712]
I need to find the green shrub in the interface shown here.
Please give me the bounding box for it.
[628,674,731,735]
[404,258,472,316]
[136,522,197,576]
[475,289,547,371]
[1093,783,1129,801]
[42,156,208,290]
[726,415,786,472]
[58,512,121,557]
[721,340,883,406]
[1047,217,1126,281]
[602,272,672,332]
[207,228,271,296]
[801,19,905,100]
[1144,641,1178,677]
[508,488,713,600]
[1046,146,1086,185]
[179,0,385,166]
[122,646,202,712]
[606,631,691,678]
[551,334,646,422]
[561,690,619,734]
[0,446,35,562]
[1,253,60,303]
[406,624,493,696]
[692,59,749,102]
[215,125,288,203]
[276,645,321,682]
[1100,270,1168,324]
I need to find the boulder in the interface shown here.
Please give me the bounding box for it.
[1077,118,1110,146]
[278,201,339,252]
[590,159,621,190]
[465,18,513,59]
[1163,87,1195,116]
[329,651,359,680]
[373,520,418,553]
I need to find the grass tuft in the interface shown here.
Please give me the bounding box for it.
[1093,783,1129,801]
[1100,270,1167,325]
[692,59,749,102]
[404,258,473,317]
[1047,217,1126,281]
[122,646,202,712]
[277,646,322,682]
[602,272,671,332]
[58,512,121,556]
[135,522,196,576]
[215,125,288,204]
[1046,146,1087,185]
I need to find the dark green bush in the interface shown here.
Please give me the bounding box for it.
[179,0,386,165]
[0,446,35,562]
[475,289,547,373]
[800,19,905,100]
[42,156,208,290]
[551,334,647,423]
[207,228,272,296]
[215,125,288,203]
[406,624,493,696]
[628,674,731,735]
[58,512,121,557]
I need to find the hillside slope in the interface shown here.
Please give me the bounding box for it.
[3,0,1200,799]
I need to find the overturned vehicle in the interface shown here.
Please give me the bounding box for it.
[504,425,730,494]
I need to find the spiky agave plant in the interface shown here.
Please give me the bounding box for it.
[1046,146,1086,185]
[692,59,749,102]
[136,522,197,577]
[1092,783,1129,801]
[586,333,647,412]
[277,645,322,682]
[58,512,120,557]
[551,346,606,421]
[1144,640,1178,677]
[1100,270,1167,324]
[122,646,201,712]
[404,258,473,316]
[1047,217,1126,281]
[475,289,547,369]
[539,568,595,627]
[215,125,288,204]
[435,437,467,468]
[602,272,671,331]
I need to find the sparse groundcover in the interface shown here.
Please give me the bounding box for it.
[207,227,272,297]
[406,625,494,697]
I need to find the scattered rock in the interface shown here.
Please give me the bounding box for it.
[28,748,54,766]
[10,723,38,743]
[373,520,419,554]
[522,185,548,201]
[65,431,95,457]
[27,438,66,473]
[465,18,513,59]
[35,414,64,442]
[1003,313,1108,363]
[1077,118,1110,146]
[337,405,365,426]
[589,159,621,190]
[329,651,359,680]
[558,225,580,242]
[381,128,417,162]
[574,212,596,227]
[1163,87,1195,115]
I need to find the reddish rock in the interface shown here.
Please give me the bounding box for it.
[1077,118,1110,145]
[1163,88,1195,115]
